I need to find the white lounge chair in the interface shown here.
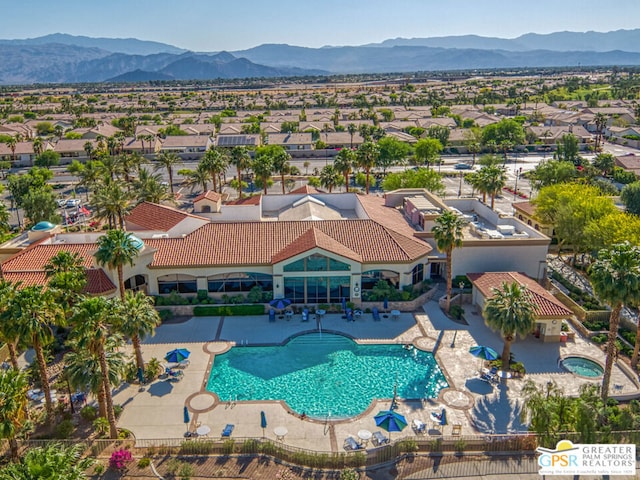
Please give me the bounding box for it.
[412,418,426,434]
[344,436,363,451]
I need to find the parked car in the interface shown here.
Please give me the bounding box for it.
[56,199,67,207]
[66,198,81,208]
[454,163,472,170]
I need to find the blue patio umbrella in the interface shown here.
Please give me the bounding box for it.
[269,298,292,310]
[183,405,190,424]
[383,298,389,310]
[374,410,407,438]
[137,367,145,384]
[469,345,499,372]
[440,408,447,426]
[260,411,267,437]
[165,348,191,363]
[341,297,347,311]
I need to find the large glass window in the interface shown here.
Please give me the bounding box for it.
[207,273,273,293]
[284,277,305,303]
[157,274,198,294]
[283,254,350,272]
[412,264,424,284]
[361,270,400,291]
[284,276,351,303]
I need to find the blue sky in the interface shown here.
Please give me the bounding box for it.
[3,0,640,51]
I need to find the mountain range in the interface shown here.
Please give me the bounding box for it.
[2,30,640,85]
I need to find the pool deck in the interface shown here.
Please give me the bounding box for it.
[113,303,640,451]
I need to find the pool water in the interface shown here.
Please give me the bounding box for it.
[561,356,604,377]
[206,333,448,419]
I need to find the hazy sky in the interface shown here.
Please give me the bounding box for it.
[3,0,640,51]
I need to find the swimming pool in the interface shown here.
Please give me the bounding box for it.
[206,333,448,419]
[561,356,604,378]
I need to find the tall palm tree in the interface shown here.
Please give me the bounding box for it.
[477,165,507,209]
[32,137,44,157]
[319,165,341,193]
[229,146,251,199]
[484,281,537,377]
[11,286,64,424]
[431,211,466,313]
[4,136,17,164]
[589,242,640,400]
[153,151,181,195]
[270,146,292,194]
[65,336,126,419]
[594,113,607,152]
[179,164,211,193]
[92,181,134,230]
[94,229,140,300]
[83,141,94,160]
[334,148,355,192]
[118,291,161,375]
[0,281,20,369]
[70,296,121,439]
[251,150,274,195]
[0,368,29,460]
[356,141,380,194]
[134,170,173,204]
[200,147,228,193]
[0,442,94,478]
[44,251,87,313]
[347,123,357,149]
[75,159,104,202]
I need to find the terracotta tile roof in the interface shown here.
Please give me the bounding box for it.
[125,202,207,231]
[272,227,363,263]
[513,201,536,217]
[145,219,431,268]
[357,195,420,239]
[193,190,222,203]
[289,185,322,195]
[2,269,115,296]
[2,243,97,272]
[225,195,262,206]
[467,272,572,318]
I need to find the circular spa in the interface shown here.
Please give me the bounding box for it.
[560,356,604,378]
[206,333,448,419]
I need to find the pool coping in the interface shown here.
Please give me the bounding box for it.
[558,353,605,379]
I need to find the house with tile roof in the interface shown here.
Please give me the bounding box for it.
[0,190,551,309]
[467,271,573,342]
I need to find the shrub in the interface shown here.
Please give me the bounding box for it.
[138,457,151,468]
[247,286,264,303]
[340,468,359,480]
[158,310,173,322]
[449,304,464,320]
[193,305,265,316]
[80,405,98,421]
[114,405,123,418]
[109,448,133,471]
[197,289,208,302]
[55,419,74,438]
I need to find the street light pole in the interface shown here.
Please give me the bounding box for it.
[458,172,463,197]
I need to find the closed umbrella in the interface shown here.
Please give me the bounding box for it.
[440,408,447,426]
[165,348,191,363]
[374,410,407,440]
[183,405,190,424]
[260,411,267,437]
[269,298,291,311]
[341,297,347,312]
[383,298,389,311]
[137,367,145,385]
[469,345,498,372]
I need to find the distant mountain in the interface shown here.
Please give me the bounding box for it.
[106,69,175,83]
[364,29,640,53]
[0,33,186,55]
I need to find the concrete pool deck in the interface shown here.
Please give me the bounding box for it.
[113,303,640,451]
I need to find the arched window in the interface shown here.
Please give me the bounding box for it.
[125,274,147,292]
[201,205,211,213]
[207,273,272,293]
[283,253,350,272]
[157,274,197,294]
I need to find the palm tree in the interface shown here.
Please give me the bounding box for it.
[251,150,274,195]
[484,281,537,376]
[0,280,20,369]
[229,146,252,199]
[11,286,64,424]
[70,296,121,439]
[347,123,357,149]
[200,147,228,193]
[65,336,125,419]
[594,113,607,152]
[118,291,161,375]
[134,170,173,204]
[179,164,211,193]
[334,148,355,192]
[92,181,134,230]
[75,159,104,202]
[0,368,29,460]
[32,137,44,157]
[95,229,140,300]
[477,165,507,209]
[4,136,17,164]
[356,141,380,194]
[431,211,465,313]
[153,151,181,195]
[589,242,640,400]
[271,146,292,194]
[83,141,94,160]
[319,165,342,192]
[0,442,94,478]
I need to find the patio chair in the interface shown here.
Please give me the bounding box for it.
[412,418,426,434]
[372,431,389,446]
[451,424,462,436]
[372,307,381,321]
[175,359,190,369]
[269,309,276,323]
[346,308,354,322]
[221,424,234,437]
[480,366,498,384]
[301,308,309,322]
[343,436,363,451]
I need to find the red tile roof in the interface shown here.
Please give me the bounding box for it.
[145,219,431,268]
[289,185,323,195]
[193,190,222,203]
[125,202,206,231]
[513,201,536,217]
[467,272,572,317]
[271,227,363,263]
[2,269,115,296]
[2,243,97,271]
[225,195,262,206]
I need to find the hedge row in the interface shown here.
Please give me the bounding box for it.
[193,305,266,316]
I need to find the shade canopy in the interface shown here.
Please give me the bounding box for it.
[374,410,407,433]
[269,298,292,310]
[469,345,498,361]
[165,348,191,363]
